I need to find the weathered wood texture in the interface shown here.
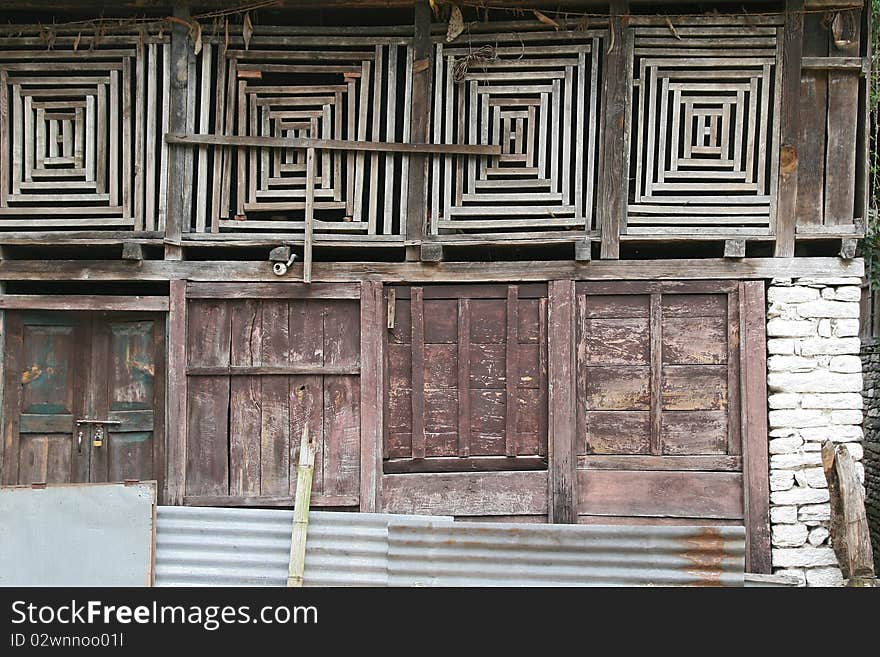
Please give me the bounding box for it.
[0,257,863,284]
[774,0,804,257]
[0,28,170,231]
[384,284,547,471]
[548,280,576,522]
[598,1,631,258]
[0,311,164,491]
[382,471,548,516]
[822,440,876,584]
[428,24,603,239]
[183,283,361,506]
[740,280,771,573]
[628,16,782,238]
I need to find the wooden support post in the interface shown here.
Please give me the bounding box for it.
[724,239,746,259]
[598,0,632,261]
[574,240,592,262]
[164,4,193,261]
[406,1,432,261]
[740,281,771,573]
[122,240,145,261]
[548,280,577,523]
[359,281,383,512]
[165,279,187,505]
[303,146,315,283]
[840,238,858,259]
[287,425,316,588]
[822,440,876,585]
[774,0,804,258]
[420,242,443,262]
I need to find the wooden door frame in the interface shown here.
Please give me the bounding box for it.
[547,278,771,573]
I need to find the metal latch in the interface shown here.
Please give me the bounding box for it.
[75,419,122,450]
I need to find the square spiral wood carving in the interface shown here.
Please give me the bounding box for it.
[0,33,170,231]
[429,29,602,237]
[202,30,413,238]
[628,22,782,236]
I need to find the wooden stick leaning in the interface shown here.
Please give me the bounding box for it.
[821,440,876,587]
[287,424,316,588]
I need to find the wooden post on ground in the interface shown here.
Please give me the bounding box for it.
[287,424,316,587]
[821,440,876,586]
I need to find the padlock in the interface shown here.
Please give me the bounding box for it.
[92,425,103,448]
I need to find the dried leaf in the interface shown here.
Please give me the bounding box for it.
[446,4,464,43]
[429,0,440,19]
[532,9,560,30]
[191,20,202,55]
[243,12,253,51]
[73,32,81,51]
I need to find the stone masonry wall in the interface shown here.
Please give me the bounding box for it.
[861,338,880,574]
[766,276,864,586]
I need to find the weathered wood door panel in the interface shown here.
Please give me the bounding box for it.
[575,281,744,522]
[183,286,361,506]
[1,312,164,488]
[384,284,548,473]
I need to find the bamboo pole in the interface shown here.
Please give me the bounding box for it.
[287,424,316,588]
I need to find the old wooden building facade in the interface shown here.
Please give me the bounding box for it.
[0,0,871,577]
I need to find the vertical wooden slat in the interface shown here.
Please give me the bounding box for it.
[303,146,315,284]
[598,0,633,260]
[195,43,211,233]
[1,312,22,485]
[145,43,158,230]
[134,41,145,231]
[0,70,8,207]
[122,56,132,219]
[505,286,520,457]
[410,286,425,459]
[407,1,432,250]
[166,279,187,504]
[824,8,861,225]
[796,14,828,227]
[774,0,804,257]
[649,292,662,455]
[158,42,171,231]
[727,288,742,456]
[548,280,576,523]
[165,5,192,256]
[457,298,471,458]
[740,281,771,573]
[360,281,383,511]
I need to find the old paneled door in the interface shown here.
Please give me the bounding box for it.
[1,311,165,488]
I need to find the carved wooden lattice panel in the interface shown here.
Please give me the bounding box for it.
[0,31,170,231]
[628,18,782,236]
[199,29,412,239]
[429,28,602,238]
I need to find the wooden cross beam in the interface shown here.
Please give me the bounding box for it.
[164,132,502,156]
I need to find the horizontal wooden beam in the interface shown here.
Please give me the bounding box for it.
[165,132,501,156]
[0,257,864,283]
[186,365,359,376]
[183,494,359,508]
[186,281,359,299]
[801,56,866,71]
[0,294,168,311]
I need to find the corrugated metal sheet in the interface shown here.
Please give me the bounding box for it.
[154,506,452,587]
[387,518,746,587]
[155,506,746,587]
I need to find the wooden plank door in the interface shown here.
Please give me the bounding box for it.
[1,312,89,485]
[384,284,548,473]
[574,281,745,522]
[88,313,165,488]
[182,283,361,507]
[1,311,164,487]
